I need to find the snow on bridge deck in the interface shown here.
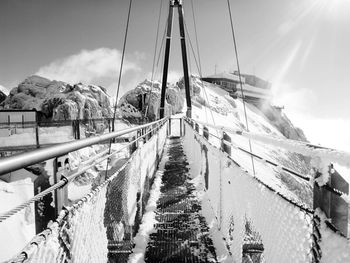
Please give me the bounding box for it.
[144,137,217,262]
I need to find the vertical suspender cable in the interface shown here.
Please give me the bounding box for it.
[106,0,133,177]
[186,2,215,126]
[190,0,202,75]
[145,0,164,118]
[227,0,256,175]
[111,0,133,132]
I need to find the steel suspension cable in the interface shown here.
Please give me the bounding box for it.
[227,0,256,175]
[145,0,164,117]
[183,20,215,126]
[186,1,207,123]
[106,0,133,177]
[111,0,133,130]
[190,0,202,75]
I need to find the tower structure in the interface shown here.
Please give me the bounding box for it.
[160,0,192,119]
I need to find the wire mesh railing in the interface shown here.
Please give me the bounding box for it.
[2,116,349,262]
[183,117,350,263]
[0,118,168,262]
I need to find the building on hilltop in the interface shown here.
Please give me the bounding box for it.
[233,71,271,90]
[201,72,242,98]
[201,72,272,105]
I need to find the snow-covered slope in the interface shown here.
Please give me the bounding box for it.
[188,75,313,207]
[0,85,8,96]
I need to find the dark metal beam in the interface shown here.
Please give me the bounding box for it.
[160,3,174,119]
[160,0,192,119]
[178,4,192,118]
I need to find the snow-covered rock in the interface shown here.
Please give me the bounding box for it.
[0,75,113,123]
[0,90,6,104]
[258,103,307,141]
[118,79,184,122]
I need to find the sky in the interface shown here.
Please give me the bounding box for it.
[0,0,349,151]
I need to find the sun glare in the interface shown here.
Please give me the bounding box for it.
[310,0,350,18]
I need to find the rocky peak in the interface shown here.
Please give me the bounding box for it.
[0,75,112,122]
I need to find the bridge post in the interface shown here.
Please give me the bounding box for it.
[159,2,174,119]
[35,114,40,148]
[168,118,172,136]
[179,118,183,137]
[159,0,192,119]
[177,2,192,118]
[195,123,199,133]
[203,126,209,140]
[313,165,349,236]
[221,131,232,156]
[53,157,68,218]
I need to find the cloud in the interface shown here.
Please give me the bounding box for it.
[277,20,295,36]
[271,83,315,113]
[0,84,9,95]
[287,111,350,153]
[167,70,182,84]
[35,48,140,89]
[145,70,183,84]
[271,81,350,153]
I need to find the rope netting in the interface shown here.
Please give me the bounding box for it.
[9,124,167,263]
[182,120,350,263]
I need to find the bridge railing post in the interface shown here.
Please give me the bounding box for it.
[53,157,68,219]
[221,131,232,156]
[168,118,172,136]
[195,123,199,133]
[313,164,349,236]
[203,126,209,140]
[179,118,183,137]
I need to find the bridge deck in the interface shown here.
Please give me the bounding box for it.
[144,137,217,263]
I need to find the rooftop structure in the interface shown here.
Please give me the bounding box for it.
[201,72,272,104]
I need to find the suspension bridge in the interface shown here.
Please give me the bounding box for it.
[1,0,350,262]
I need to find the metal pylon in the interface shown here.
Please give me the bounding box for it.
[159,0,192,119]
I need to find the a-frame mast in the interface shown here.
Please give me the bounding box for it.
[159,0,192,119]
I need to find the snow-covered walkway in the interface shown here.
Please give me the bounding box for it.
[144,137,217,263]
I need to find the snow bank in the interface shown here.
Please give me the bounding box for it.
[128,170,163,263]
[0,179,35,262]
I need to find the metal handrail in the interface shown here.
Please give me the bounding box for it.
[0,119,167,222]
[0,118,168,176]
[189,117,350,169]
[186,117,349,199]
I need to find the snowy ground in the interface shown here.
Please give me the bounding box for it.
[0,179,35,262]
[189,78,313,206]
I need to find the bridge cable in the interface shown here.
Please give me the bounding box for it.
[184,20,218,128]
[190,0,202,74]
[111,0,133,128]
[156,25,167,81]
[187,0,208,124]
[187,1,221,136]
[227,0,256,175]
[183,20,208,123]
[106,0,133,177]
[145,0,164,118]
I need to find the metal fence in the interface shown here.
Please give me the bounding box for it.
[0,118,168,263]
[183,117,350,263]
